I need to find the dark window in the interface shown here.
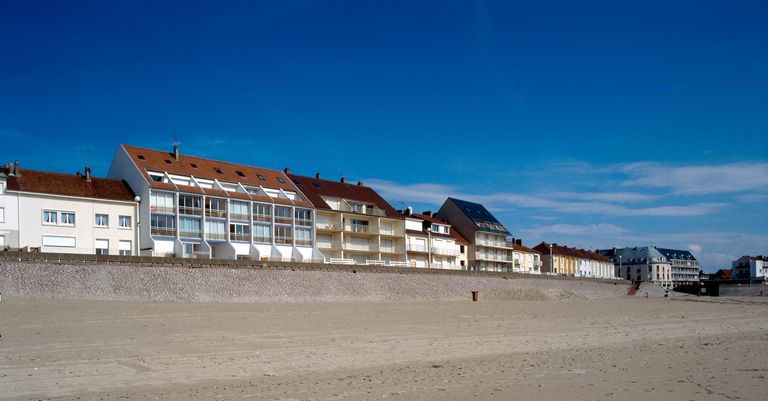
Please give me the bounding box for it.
[137,155,145,160]
[190,163,198,168]
[164,159,172,164]
[214,167,223,174]
[257,174,265,180]
[236,171,245,177]
[460,245,465,254]
[277,177,285,183]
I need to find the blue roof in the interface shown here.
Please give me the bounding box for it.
[447,197,510,235]
[656,248,697,261]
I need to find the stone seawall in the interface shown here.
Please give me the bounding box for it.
[0,260,629,302]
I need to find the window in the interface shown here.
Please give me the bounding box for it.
[236,170,245,177]
[295,209,312,226]
[277,177,285,183]
[137,154,145,160]
[42,235,76,248]
[0,207,4,223]
[253,224,271,243]
[119,215,131,228]
[205,220,226,241]
[254,203,271,222]
[350,219,369,232]
[150,192,175,213]
[190,163,198,168]
[179,217,202,238]
[257,174,265,180]
[214,167,223,174]
[229,223,250,242]
[460,245,465,254]
[229,200,250,221]
[294,227,312,246]
[179,195,202,215]
[119,240,132,256]
[95,239,109,255]
[150,214,176,236]
[95,214,109,227]
[274,206,292,224]
[164,159,172,164]
[61,212,75,225]
[206,198,227,218]
[43,210,57,224]
[275,225,292,244]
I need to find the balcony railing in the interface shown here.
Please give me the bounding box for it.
[150,206,175,214]
[179,230,202,239]
[316,241,341,249]
[316,223,342,231]
[346,224,373,233]
[378,246,404,254]
[230,233,250,242]
[253,236,271,243]
[274,216,292,225]
[295,239,313,246]
[476,240,514,249]
[343,242,373,251]
[205,209,227,219]
[205,232,226,241]
[407,243,428,253]
[476,254,514,262]
[179,206,202,216]
[339,203,387,217]
[275,236,292,245]
[151,227,176,237]
[432,247,459,256]
[230,213,250,221]
[295,218,312,227]
[254,214,271,223]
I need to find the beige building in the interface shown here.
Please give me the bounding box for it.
[288,172,406,266]
[536,242,615,279]
[0,163,138,255]
[510,240,543,274]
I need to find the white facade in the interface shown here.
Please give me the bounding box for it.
[0,173,19,250]
[732,256,768,280]
[404,213,464,269]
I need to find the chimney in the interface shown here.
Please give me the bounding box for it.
[357,181,363,186]
[85,166,92,182]
[405,206,413,216]
[284,167,291,174]
[315,172,321,179]
[12,160,20,176]
[422,211,432,217]
[173,144,179,161]
[516,239,522,246]
[340,176,346,183]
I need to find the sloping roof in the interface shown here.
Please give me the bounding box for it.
[287,173,401,219]
[535,242,613,263]
[121,145,312,207]
[656,248,697,261]
[404,213,458,239]
[514,243,542,254]
[4,168,135,202]
[598,246,668,264]
[445,197,510,235]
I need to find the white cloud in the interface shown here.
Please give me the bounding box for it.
[688,244,702,254]
[620,162,768,195]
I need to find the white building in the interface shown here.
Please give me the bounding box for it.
[598,246,673,287]
[509,240,543,274]
[0,162,138,255]
[108,144,323,262]
[403,209,468,269]
[732,256,768,280]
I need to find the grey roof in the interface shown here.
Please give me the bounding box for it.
[446,197,510,235]
[656,248,697,261]
[598,246,669,265]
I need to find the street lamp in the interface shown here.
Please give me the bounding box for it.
[549,243,554,275]
[427,226,432,269]
[619,254,623,280]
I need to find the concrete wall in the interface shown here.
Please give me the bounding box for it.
[0,252,629,303]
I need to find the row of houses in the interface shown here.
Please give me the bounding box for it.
[3,143,722,285]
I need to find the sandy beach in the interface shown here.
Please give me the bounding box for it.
[1,295,767,400]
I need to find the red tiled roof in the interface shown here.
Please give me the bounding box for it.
[121,145,312,208]
[412,213,449,225]
[514,243,542,254]
[4,168,135,202]
[287,173,401,219]
[533,242,612,263]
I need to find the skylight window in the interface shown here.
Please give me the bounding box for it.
[138,155,145,160]
[236,171,245,177]
[277,177,285,183]
[257,174,265,180]
[164,159,172,164]
[190,163,198,168]
[214,167,223,174]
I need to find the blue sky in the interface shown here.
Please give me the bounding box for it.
[1,0,766,270]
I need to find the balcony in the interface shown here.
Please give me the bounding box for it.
[295,239,313,247]
[205,232,226,241]
[205,208,227,219]
[476,254,514,263]
[179,206,202,216]
[339,203,387,217]
[317,241,341,249]
[151,227,175,237]
[230,212,250,221]
[274,216,292,225]
[253,214,271,223]
[475,239,513,248]
[316,223,342,231]
[179,230,202,239]
[345,223,374,234]
[230,233,250,242]
[432,247,459,256]
[150,205,175,214]
[378,227,403,237]
[378,245,404,254]
[295,218,312,227]
[274,236,292,245]
[407,243,428,253]
[343,242,373,252]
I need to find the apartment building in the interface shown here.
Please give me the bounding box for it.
[0,162,138,255]
[435,197,515,272]
[510,240,543,274]
[287,172,406,266]
[535,242,615,279]
[598,246,673,287]
[656,248,700,286]
[108,144,323,262]
[402,208,468,269]
[732,255,768,280]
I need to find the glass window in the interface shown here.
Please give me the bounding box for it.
[150,192,175,213]
[253,224,272,243]
[254,203,272,222]
[179,217,202,238]
[179,195,202,215]
[205,198,227,218]
[95,214,109,227]
[294,209,312,226]
[119,215,131,228]
[229,200,250,221]
[150,214,176,236]
[274,206,292,224]
[61,212,75,225]
[119,240,132,256]
[275,225,292,244]
[205,220,226,241]
[229,223,250,241]
[43,210,57,224]
[95,239,109,255]
[294,227,312,246]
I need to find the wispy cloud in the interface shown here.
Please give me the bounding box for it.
[620,162,768,195]
[366,179,726,217]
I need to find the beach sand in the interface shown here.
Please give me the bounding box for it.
[1,295,766,400]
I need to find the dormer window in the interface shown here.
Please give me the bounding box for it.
[277,177,285,183]
[214,167,223,174]
[257,174,265,180]
[164,159,172,164]
[137,155,145,160]
[190,163,198,168]
[236,170,245,177]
